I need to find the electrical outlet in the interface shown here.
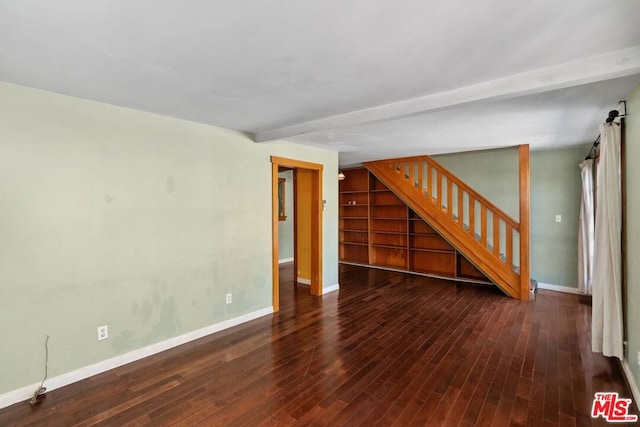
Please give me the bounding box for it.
[637,350,640,368]
[555,215,562,223]
[97,325,109,341]
[226,293,232,304]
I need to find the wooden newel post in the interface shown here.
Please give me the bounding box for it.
[519,145,531,301]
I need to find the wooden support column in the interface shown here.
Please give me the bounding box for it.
[519,144,531,301]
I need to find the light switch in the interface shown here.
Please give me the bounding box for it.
[555,215,562,223]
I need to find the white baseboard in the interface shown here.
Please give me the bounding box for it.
[296,277,311,285]
[620,359,640,404]
[278,257,293,264]
[322,283,339,295]
[0,306,273,410]
[537,282,584,295]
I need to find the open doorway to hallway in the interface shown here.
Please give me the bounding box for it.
[271,156,323,312]
[277,167,295,286]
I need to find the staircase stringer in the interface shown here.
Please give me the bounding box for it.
[364,158,522,299]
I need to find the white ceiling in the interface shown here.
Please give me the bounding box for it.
[1,1,639,165]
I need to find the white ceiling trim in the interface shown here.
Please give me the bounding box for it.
[255,45,640,143]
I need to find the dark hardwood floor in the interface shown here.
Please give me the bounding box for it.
[0,263,636,426]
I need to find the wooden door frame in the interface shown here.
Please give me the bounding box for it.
[271,156,323,312]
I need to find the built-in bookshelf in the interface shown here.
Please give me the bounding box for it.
[370,177,408,269]
[408,209,456,276]
[339,168,370,264]
[338,167,490,284]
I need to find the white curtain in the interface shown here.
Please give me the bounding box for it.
[591,123,623,360]
[578,159,594,295]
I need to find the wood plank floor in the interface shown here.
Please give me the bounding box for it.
[0,263,637,426]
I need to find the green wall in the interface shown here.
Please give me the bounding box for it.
[530,145,588,287]
[624,83,640,393]
[436,144,588,288]
[0,82,338,396]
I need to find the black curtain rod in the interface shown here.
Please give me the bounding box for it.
[584,109,620,160]
[585,135,601,161]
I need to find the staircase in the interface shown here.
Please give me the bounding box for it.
[364,152,530,300]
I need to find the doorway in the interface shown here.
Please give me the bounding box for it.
[271,156,323,312]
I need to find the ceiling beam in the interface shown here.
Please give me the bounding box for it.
[255,45,640,143]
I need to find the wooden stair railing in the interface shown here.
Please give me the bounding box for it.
[364,154,528,300]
